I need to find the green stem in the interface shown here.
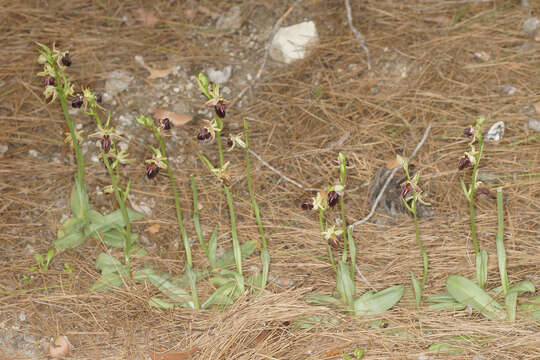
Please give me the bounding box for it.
[412,201,427,289]
[190,175,208,255]
[215,121,242,276]
[319,209,336,270]
[153,128,192,267]
[53,65,84,184]
[243,119,267,250]
[102,153,132,265]
[468,197,479,255]
[496,188,508,296]
[468,135,484,255]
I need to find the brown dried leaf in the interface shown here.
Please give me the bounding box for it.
[145,224,160,234]
[48,335,71,359]
[146,66,176,80]
[149,346,199,360]
[135,8,159,28]
[152,109,192,127]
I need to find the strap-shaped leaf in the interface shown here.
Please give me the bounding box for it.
[260,248,270,288]
[446,274,506,320]
[306,293,342,306]
[411,272,422,307]
[337,260,355,308]
[202,281,235,309]
[475,250,488,289]
[87,208,145,235]
[208,226,218,269]
[354,285,404,316]
[134,268,190,302]
[506,281,535,321]
[185,264,199,309]
[70,180,89,219]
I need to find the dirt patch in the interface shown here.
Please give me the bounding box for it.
[1,0,539,359]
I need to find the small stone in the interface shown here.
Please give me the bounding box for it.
[246,73,252,81]
[28,149,39,158]
[523,17,539,32]
[502,84,516,95]
[0,144,8,155]
[485,121,505,142]
[528,117,540,132]
[207,66,232,84]
[270,21,319,64]
[216,6,243,30]
[173,87,180,93]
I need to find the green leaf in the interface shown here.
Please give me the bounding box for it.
[70,180,89,219]
[508,281,535,295]
[337,260,355,308]
[411,272,422,307]
[428,342,464,355]
[88,208,145,235]
[446,274,506,320]
[505,281,535,321]
[45,248,55,264]
[505,291,518,322]
[54,229,86,250]
[185,264,199,309]
[214,240,257,269]
[475,250,488,289]
[220,269,245,294]
[202,281,235,309]
[134,268,190,302]
[57,217,85,238]
[354,285,404,316]
[426,292,454,303]
[101,229,125,248]
[87,209,105,226]
[95,253,130,277]
[294,315,339,329]
[428,302,467,311]
[260,248,270,289]
[90,272,123,292]
[33,253,44,266]
[305,293,342,306]
[353,348,365,359]
[149,296,176,309]
[495,188,509,295]
[208,226,218,269]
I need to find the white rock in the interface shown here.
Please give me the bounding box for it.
[523,17,539,32]
[270,21,318,64]
[28,149,39,158]
[502,84,516,95]
[0,144,8,155]
[105,70,133,95]
[207,66,232,84]
[528,117,540,132]
[485,121,505,142]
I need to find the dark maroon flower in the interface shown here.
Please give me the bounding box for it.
[328,236,341,250]
[327,191,339,208]
[95,93,103,104]
[215,100,227,119]
[401,182,412,199]
[463,127,474,137]
[160,118,171,131]
[101,135,112,153]
[197,128,213,142]
[71,96,84,108]
[146,163,160,179]
[61,53,72,67]
[43,76,55,86]
[224,136,233,148]
[301,199,314,211]
[458,155,471,170]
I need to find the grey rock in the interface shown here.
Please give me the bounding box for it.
[485,121,505,142]
[207,66,232,84]
[528,117,540,132]
[523,17,539,32]
[216,6,243,30]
